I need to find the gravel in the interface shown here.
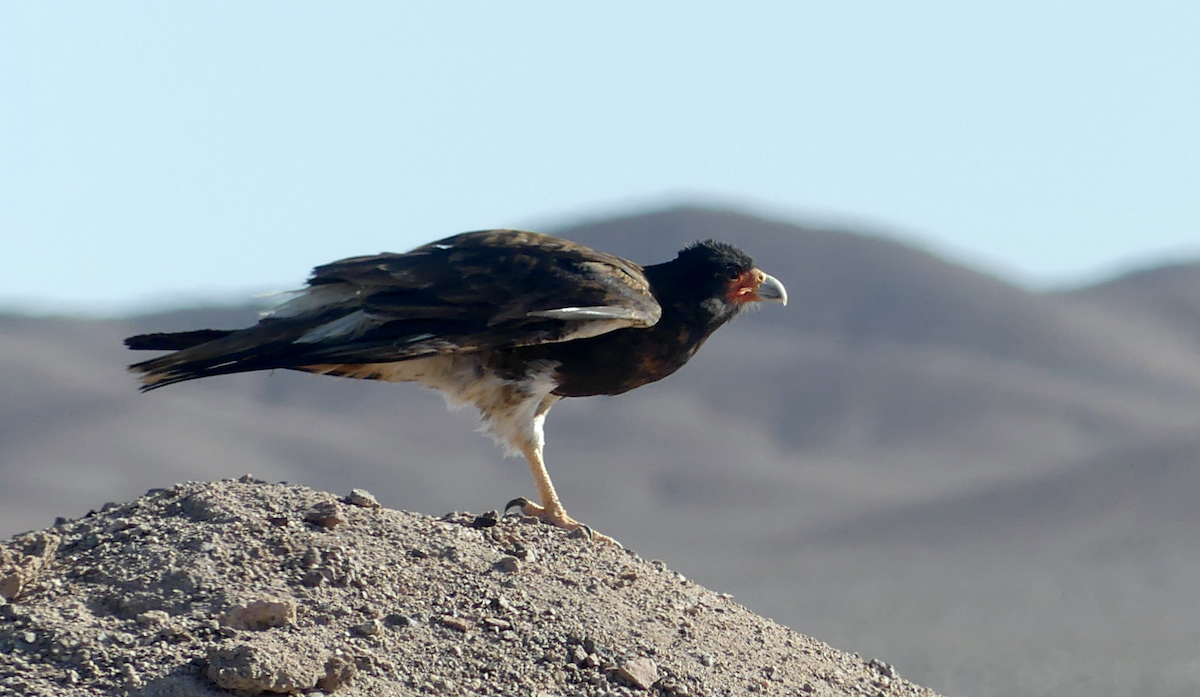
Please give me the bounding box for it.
[0,477,943,696]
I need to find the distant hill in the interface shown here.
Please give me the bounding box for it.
[1060,260,1200,347]
[2,206,1199,697]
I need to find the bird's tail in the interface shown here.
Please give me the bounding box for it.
[125,330,235,351]
[124,325,299,391]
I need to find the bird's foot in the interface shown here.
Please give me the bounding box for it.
[504,497,618,546]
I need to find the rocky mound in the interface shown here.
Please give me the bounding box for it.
[0,479,940,697]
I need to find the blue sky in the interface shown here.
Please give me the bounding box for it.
[2,2,1197,315]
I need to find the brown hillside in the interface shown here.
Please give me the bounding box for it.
[0,479,938,697]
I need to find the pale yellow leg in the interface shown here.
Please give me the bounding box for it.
[501,396,617,545]
[509,441,616,546]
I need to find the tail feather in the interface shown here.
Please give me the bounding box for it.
[125,330,236,351]
[126,322,311,391]
[124,308,438,391]
[125,311,368,390]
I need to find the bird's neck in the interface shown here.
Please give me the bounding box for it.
[643,261,742,334]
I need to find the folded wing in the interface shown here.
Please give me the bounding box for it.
[127,230,662,388]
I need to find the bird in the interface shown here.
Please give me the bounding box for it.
[125,229,787,542]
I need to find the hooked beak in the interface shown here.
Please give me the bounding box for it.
[754,271,788,306]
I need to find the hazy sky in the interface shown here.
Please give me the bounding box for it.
[2,2,1197,315]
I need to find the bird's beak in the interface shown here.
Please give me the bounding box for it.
[754,271,788,306]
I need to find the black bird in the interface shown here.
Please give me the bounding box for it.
[126,229,787,541]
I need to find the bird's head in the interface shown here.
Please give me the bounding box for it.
[654,240,787,326]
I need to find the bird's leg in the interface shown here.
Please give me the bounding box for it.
[511,441,575,525]
[507,441,616,545]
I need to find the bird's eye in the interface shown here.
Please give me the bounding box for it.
[725,268,742,281]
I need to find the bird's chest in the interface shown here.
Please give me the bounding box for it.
[516,323,707,398]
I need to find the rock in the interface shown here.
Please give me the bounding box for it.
[206,643,326,695]
[305,502,346,529]
[353,619,382,636]
[0,531,59,601]
[317,655,357,691]
[136,610,171,626]
[384,613,412,628]
[618,657,660,689]
[439,615,474,633]
[219,598,298,631]
[470,511,499,528]
[344,490,380,509]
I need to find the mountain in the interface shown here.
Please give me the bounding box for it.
[1060,260,1200,347]
[2,206,1199,697]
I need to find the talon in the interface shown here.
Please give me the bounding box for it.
[504,497,533,514]
[503,495,619,546]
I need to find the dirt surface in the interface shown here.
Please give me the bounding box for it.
[0,478,941,696]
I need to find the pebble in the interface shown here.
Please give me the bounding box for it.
[619,657,657,691]
[345,489,380,509]
[384,613,412,628]
[219,598,297,631]
[137,610,170,626]
[439,615,473,633]
[355,619,383,636]
[304,502,346,529]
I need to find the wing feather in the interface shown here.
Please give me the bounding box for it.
[291,230,661,361]
[128,230,663,386]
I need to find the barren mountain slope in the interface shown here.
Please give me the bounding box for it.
[0,479,939,697]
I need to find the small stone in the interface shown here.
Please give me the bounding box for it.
[318,655,357,691]
[305,502,346,529]
[136,610,170,626]
[112,631,135,645]
[385,613,412,628]
[345,489,380,508]
[482,617,511,630]
[439,615,473,633]
[618,657,659,690]
[868,658,897,678]
[219,598,297,631]
[121,663,142,687]
[471,511,499,528]
[354,619,383,636]
[495,556,521,573]
[207,644,324,694]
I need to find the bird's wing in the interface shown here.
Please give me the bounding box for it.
[264,229,662,364]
